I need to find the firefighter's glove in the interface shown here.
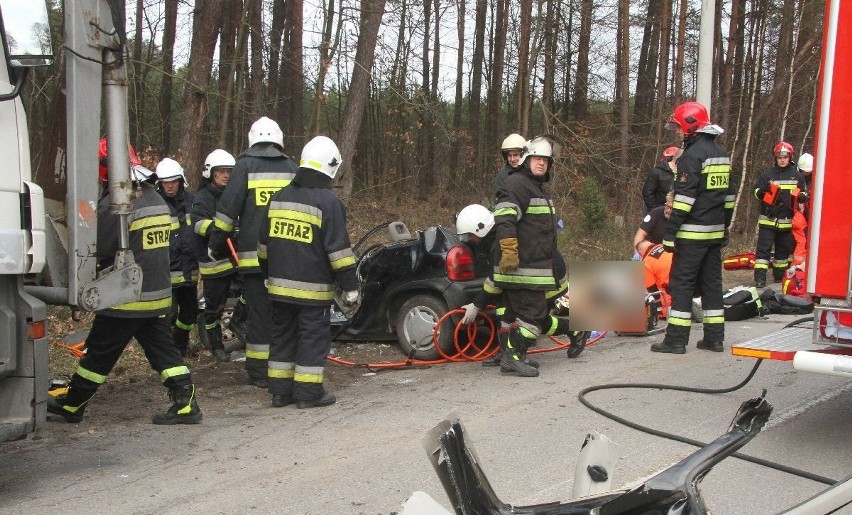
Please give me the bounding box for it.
[460,303,479,325]
[662,239,676,253]
[498,237,520,273]
[339,290,361,319]
[342,290,360,306]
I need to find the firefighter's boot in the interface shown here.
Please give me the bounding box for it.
[47,387,96,423]
[500,327,539,377]
[207,325,230,362]
[482,325,509,367]
[754,269,767,289]
[567,331,590,358]
[229,297,248,342]
[696,339,724,352]
[152,384,203,425]
[297,392,337,409]
[172,327,190,357]
[517,338,540,368]
[650,341,686,354]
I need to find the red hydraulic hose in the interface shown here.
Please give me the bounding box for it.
[327,309,608,369]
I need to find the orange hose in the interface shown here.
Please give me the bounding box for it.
[327,309,606,369]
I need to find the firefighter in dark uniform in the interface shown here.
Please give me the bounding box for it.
[257,136,359,408]
[210,117,297,387]
[492,133,526,207]
[48,145,201,424]
[456,204,587,365]
[642,146,679,214]
[156,157,199,356]
[651,101,736,354]
[752,142,808,287]
[191,149,237,362]
[491,136,562,377]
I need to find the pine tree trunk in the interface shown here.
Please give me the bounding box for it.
[337,0,387,198]
[178,0,223,189]
[158,0,177,154]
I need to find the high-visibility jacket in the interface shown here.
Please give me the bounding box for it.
[160,187,198,286]
[492,166,558,290]
[752,163,807,231]
[212,143,297,274]
[191,180,236,279]
[97,183,172,318]
[643,244,672,315]
[664,133,735,248]
[257,169,358,305]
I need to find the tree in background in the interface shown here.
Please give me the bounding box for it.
[29,0,824,247]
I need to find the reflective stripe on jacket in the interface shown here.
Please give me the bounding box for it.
[97,183,173,318]
[160,187,199,286]
[492,167,557,290]
[257,169,358,305]
[752,163,806,232]
[664,133,735,246]
[191,181,236,279]
[212,143,297,274]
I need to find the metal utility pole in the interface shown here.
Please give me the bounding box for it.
[696,0,715,109]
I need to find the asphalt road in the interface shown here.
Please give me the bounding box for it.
[2,314,851,514]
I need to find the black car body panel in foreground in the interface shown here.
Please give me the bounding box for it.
[418,394,780,514]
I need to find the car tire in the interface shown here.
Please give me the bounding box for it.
[394,294,457,361]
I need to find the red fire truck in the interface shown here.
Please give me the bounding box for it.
[732,0,852,377]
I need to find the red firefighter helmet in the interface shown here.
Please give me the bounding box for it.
[665,101,710,136]
[98,137,141,182]
[773,141,794,158]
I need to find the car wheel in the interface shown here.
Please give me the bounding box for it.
[394,294,456,361]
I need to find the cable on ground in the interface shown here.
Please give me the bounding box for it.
[577,316,836,485]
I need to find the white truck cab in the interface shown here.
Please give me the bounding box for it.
[0,0,53,442]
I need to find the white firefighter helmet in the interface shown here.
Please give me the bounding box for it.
[131,164,155,183]
[798,152,814,173]
[300,136,342,179]
[455,204,495,238]
[501,133,526,152]
[203,149,236,179]
[155,157,187,185]
[248,116,284,148]
[521,135,554,166]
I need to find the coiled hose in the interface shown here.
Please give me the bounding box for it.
[327,308,606,370]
